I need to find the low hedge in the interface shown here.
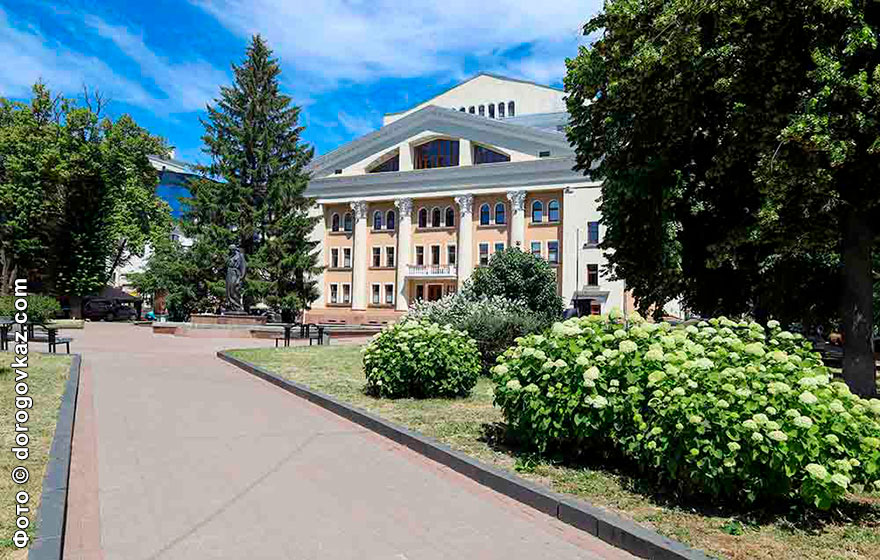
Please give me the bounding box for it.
[0,294,61,324]
[492,313,880,509]
[363,319,481,398]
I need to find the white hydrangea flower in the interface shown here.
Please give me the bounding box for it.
[688,414,703,424]
[767,319,780,329]
[743,342,766,357]
[768,430,788,442]
[742,419,759,430]
[717,399,730,409]
[619,340,638,354]
[671,387,686,397]
[727,441,741,452]
[765,420,780,431]
[505,379,522,391]
[793,415,814,429]
[494,364,509,376]
[591,395,609,409]
[752,413,769,425]
[584,366,601,381]
[805,463,828,480]
[830,473,850,488]
[824,434,840,445]
[751,432,764,442]
[799,391,818,405]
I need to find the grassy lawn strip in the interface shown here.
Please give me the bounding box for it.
[0,353,71,560]
[228,345,880,560]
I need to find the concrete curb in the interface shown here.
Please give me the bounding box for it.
[28,353,81,560]
[218,350,713,560]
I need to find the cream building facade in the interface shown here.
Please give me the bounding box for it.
[304,73,626,324]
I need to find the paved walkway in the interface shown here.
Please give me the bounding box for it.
[63,323,633,560]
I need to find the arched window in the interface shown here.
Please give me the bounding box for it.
[372,211,383,230]
[478,105,485,117]
[445,207,455,227]
[431,207,442,228]
[331,213,340,232]
[480,203,491,225]
[494,203,506,225]
[343,212,353,232]
[386,210,396,230]
[414,139,460,169]
[498,102,505,118]
[418,208,428,228]
[531,201,543,223]
[469,106,475,114]
[507,101,515,117]
[548,200,560,222]
[488,104,495,118]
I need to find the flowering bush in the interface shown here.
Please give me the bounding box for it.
[492,312,880,509]
[363,319,481,398]
[408,293,544,373]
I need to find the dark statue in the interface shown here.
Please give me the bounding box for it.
[225,245,246,312]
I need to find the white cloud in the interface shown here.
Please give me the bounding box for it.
[0,6,154,107]
[0,6,227,115]
[337,110,381,136]
[190,0,601,90]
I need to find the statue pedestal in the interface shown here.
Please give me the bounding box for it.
[190,313,268,326]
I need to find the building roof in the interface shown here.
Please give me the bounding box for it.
[384,72,564,118]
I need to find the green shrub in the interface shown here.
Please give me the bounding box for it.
[465,248,563,321]
[0,294,61,324]
[492,313,880,509]
[363,319,481,398]
[408,294,545,373]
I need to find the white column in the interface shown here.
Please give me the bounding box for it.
[455,194,474,288]
[350,200,369,310]
[394,197,413,311]
[507,190,527,250]
[459,139,473,166]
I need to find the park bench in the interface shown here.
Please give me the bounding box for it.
[0,323,72,354]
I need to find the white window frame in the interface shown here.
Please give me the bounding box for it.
[586,264,600,286]
[384,283,395,305]
[446,243,457,266]
[342,283,352,304]
[547,239,559,264]
[430,244,441,266]
[547,199,561,223]
[331,212,340,232]
[343,247,352,268]
[329,283,339,304]
[493,241,505,254]
[415,245,425,266]
[330,247,339,269]
[371,283,381,305]
[385,246,395,268]
[479,242,490,266]
[371,246,381,268]
[530,240,542,258]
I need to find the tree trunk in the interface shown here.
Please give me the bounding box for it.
[105,238,127,286]
[841,208,876,396]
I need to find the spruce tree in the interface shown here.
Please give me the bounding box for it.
[184,35,319,318]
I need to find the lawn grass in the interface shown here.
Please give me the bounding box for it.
[0,353,71,560]
[229,345,880,560]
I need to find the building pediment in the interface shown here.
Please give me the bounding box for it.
[307,105,573,179]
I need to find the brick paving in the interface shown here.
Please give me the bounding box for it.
[63,323,634,560]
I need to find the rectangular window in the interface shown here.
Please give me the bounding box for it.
[384,284,395,305]
[587,221,600,245]
[530,241,542,258]
[479,243,490,266]
[416,284,425,301]
[343,247,352,268]
[371,284,381,305]
[414,139,460,169]
[342,284,352,303]
[386,246,395,268]
[415,246,425,266]
[372,247,381,268]
[587,264,599,286]
[548,240,559,264]
[331,248,339,268]
[329,284,338,304]
[431,245,441,266]
[494,242,505,254]
[447,244,457,266]
[446,284,457,295]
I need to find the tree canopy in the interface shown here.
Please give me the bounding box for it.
[566,0,880,393]
[0,83,171,297]
[178,35,319,320]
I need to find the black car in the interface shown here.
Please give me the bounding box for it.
[83,298,138,321]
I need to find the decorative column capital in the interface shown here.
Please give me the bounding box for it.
[394,197,413,217]
[350,200,368,220]
[506,190,527,213]
[454,194,474,217]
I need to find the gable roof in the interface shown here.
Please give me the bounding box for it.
[307,105,572,178]
[383,72,564,118]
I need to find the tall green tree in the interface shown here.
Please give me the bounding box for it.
[565,0,880,393]
[183,35,318,318]
[0,83,170,297]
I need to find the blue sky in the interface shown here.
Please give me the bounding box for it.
[1,0,601,163]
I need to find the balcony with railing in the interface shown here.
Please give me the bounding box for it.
[407,264,457,278]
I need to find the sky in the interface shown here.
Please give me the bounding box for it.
[0,0,602,164]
